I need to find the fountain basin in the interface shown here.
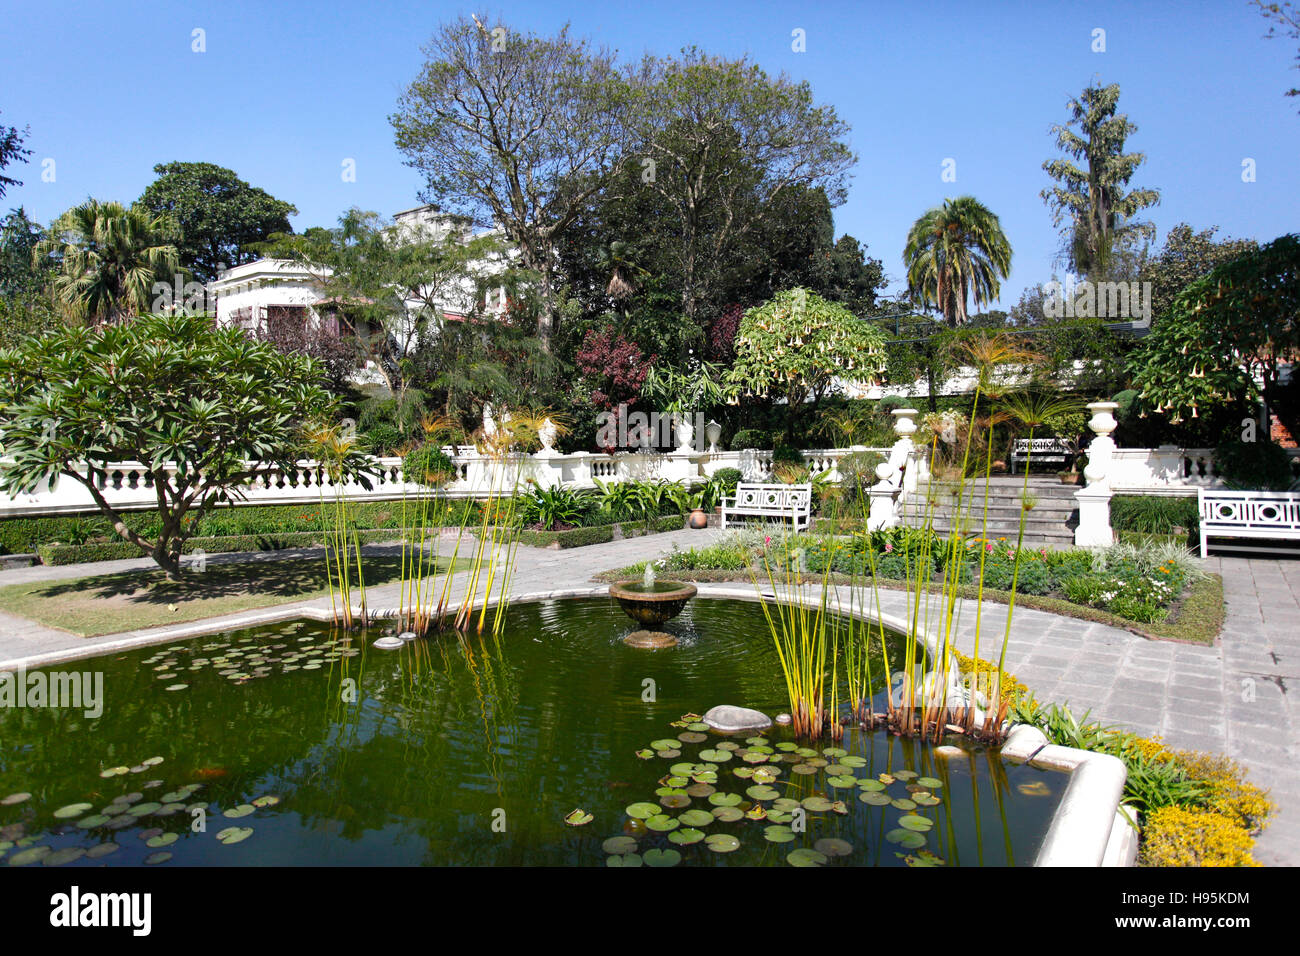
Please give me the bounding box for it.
[609,580,698,626]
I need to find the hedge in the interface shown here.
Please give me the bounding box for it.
[515,514,684,549]
[35,529,405,566]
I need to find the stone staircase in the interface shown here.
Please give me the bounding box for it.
[898,476,1078,549]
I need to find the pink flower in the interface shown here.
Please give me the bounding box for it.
[764,536,772,546]
[885,542,894,552]
[985,543,994,552]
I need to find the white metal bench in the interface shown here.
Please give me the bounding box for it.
[1010,438,1072,474]
[1198,489,1300,557]
[721,482,812,531]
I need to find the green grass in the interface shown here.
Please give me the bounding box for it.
[0,554,460,637]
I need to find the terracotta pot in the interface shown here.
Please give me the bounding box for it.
[689,508,709,529]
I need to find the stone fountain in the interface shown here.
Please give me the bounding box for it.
[608,565,697,648]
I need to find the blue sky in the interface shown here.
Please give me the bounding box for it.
[3,0,1297,307]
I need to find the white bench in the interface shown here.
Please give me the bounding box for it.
[1010,438,1072,474]
[1198,489,1300,557]
[721,482,812,531]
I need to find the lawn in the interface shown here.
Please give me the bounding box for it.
[0,554,458,637]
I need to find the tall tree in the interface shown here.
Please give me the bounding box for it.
[627,49,856,333]
[34,199,181,326]
[903,196,1012,326]
[0,111,31,200]
[390,15,634,356]
[1041,82,1161,280]
[137,161,297,283]
[1138,223,1258,320]
[1253,0,1300,111]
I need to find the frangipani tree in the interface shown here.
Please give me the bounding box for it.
[0,313,370,578]
[1129,234,1300,430]
[726,289,887,434]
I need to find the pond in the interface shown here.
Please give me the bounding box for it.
[0,597,1064,867]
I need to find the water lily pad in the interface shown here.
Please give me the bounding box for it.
[891,798,917,811]
[917,776,944,789]
[708,792,741,807]
[625,802,659,820]
[0,793,30,806]
[634,749,655,760]
[745,736,769,746]
[840,756,867,768]
[216,826,253,845]
[827,775,857,789]
[644,814,679,832]
[43,847,86,866]
[711,806,744,822]
[668,827,704,845]
[804,757,828,767]
[146,832,179,848]
[795,747,818,758]
[821,747,847,758]
[669,762,703,777]
[686,722,709,732]
[643,848,681,867]
[53,802,93,819]
[885,829,926,849]
[704,833,740,853]
[913,793,941,807]
[7,845,50,866]
[126,802,162,817]
[74,814,111,829]
[716,741,740,751]
[791,763,819,775]
[164,684,188,692]
[650,739,679,751]
[746,785,779,801]
[104,815,135,830]
[801,796,833,812]
[685,782,716,798]
[858,778,886,791]
[655,748,681,759]
[698,749,731,762]
[894,770,918,781]
[766,810,792,823]
[142,756,165,767]
[732,766,755,779]
[899,814,933,832]
[764,825,796,843]
[776,742,799,751]
[138,828,163,841]
[787,848,828,866]
[251,795,280,808]
[859,791,891,806]
[814,837,853,857]
[659,792,690,809]
[144,851,173,864]
[678,732,708,744]
[85,842,119,859]
[690,771,718,784]
[606,852,642,867]
[602,835,638,854]
[824,763,850,776]
[222,804,256,819]
[741,752,770,764]
[679,809,714,827]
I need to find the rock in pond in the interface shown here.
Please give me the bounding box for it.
[703,704,772,734]
[372,636,405,650]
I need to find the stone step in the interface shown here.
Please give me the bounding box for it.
[901,502,1076,519]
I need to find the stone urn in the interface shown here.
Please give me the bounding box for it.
[673,414,695,453]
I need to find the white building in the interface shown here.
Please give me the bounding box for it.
[205,205,513,393]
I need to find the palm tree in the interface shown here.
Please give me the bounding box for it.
[1041,82,1160,280]
[903,196,1012,326]
[34,199,181,325]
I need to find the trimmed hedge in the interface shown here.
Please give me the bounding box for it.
[515,514,684,549]
[1111,495,1199,535]
[35,528,406,567]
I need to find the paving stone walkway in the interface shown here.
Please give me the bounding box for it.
[0,531,1294,864]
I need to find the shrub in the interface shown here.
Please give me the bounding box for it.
[711,468,743,498]
[1171,751,1275,833]
[771,443,805,466]
[1111,495,1199,535]
[1140,806,1259,867]
[402,445,457,487]
[1213,439,1294,491]
[363,423,404,455]
[730,428,772,450]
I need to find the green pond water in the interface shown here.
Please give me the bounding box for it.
[0,598,1064,867]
